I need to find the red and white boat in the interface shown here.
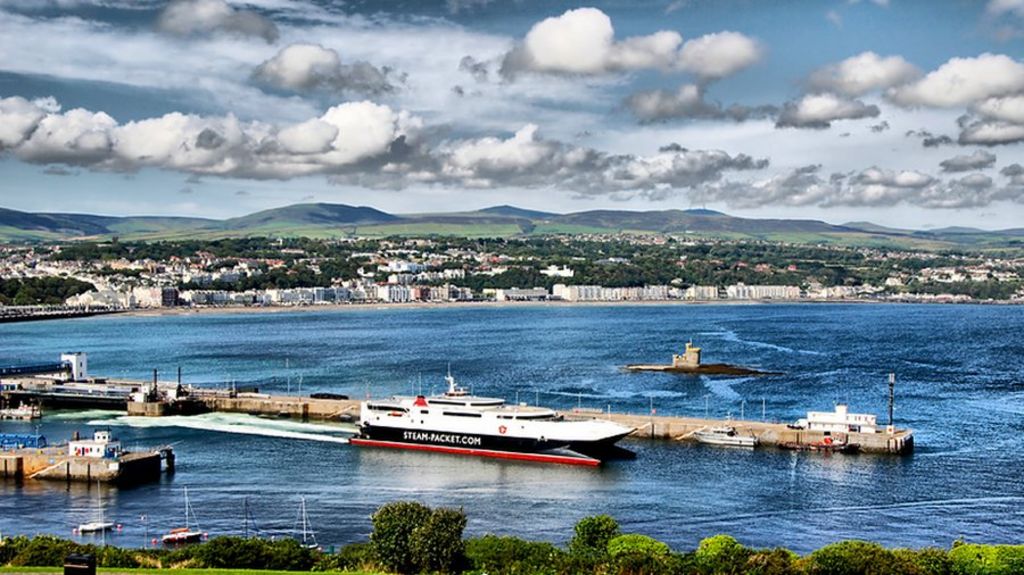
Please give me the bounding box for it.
[162,487,205,545]
[350,370,635,466]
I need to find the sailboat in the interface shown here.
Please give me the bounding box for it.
[78,481,115,534]
[162,486,205,545]
[242,496,262,539]
[294,497,318,550]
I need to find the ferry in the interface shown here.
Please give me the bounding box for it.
[350,370,635,466]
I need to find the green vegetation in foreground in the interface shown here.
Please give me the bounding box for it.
[0,564,366,568]
[3,501,1023,574]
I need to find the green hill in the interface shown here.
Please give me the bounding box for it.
[1,202,1022,250]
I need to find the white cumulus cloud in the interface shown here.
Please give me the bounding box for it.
[156,0,279,43]
[253,43,396,95]
[776,93,879,128]
[676,31,762,80]
[499,8,760,80]
[808,52,920,96]
[973,94,1024,124]
[887,53,1024,108]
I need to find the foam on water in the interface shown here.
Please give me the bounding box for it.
[719,329,824,355]
[702,376,745,400]
[46,409,124,421]
[91,412,355,444]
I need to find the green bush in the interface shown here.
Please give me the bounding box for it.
[694,535,752,575]
[949,543,1024,575]
[370,501,433,574]
[570,515,621,557]
[314,542,375,572]
[608,534,671,559]
[410,507,467,574]
[0,536,30,565]
[607,534,672,575]
[805,540,924,575]
[464,534,565,575]
[744,548,803,575]
[3,535,140,569]
[893,548,950,575]
[183,537,315,571]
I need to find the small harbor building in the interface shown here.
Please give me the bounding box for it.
[797,404,878,434]
[69,429,121,458]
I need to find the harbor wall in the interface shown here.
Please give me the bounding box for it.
[0,449,170,484]
[599,412,913,454]
[197,393,912,454]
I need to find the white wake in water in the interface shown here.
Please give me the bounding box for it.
[702,376,747,400]
[89,412,356,444]
[46,409,124,421]
[719,330,823,355]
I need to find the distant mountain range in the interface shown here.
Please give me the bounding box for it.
[1,203,1023,249]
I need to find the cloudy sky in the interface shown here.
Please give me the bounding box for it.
[1,0,1023,228]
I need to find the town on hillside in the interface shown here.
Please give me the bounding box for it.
[1,235,1023,313]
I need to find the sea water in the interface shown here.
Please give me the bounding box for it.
[0,303,1021,552]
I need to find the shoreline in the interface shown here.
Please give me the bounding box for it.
[113,296,1023,319]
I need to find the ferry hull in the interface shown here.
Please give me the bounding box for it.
[349,437,601,466]
[360,424,570,454]
[354,424,629,465]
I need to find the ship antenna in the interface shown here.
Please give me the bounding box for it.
[445,363,456,393]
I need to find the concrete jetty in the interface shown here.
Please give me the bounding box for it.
[0,352,912,455]
[0,430,174,485]
[578,410,913,454]
[181,392,912,454]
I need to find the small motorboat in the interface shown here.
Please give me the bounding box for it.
[694,426,758,448]
[0,404,41,420]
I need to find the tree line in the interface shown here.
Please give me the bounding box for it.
[1,501,1022,574]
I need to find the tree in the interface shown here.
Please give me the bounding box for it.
[370,501,432,574]
[569,514,621,557]
[464,535,565,575]
[607,533,672,575]
[410,507,467,574]
[695,535,752,575]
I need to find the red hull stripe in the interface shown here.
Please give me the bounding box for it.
[349,438,601,467]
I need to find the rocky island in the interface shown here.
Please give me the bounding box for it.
[625,341,780,376]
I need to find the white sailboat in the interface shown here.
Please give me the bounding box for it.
[78,480,115,534]
[162,486,204,545]
[294,497,318,550]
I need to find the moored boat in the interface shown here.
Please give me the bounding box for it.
[77,521,115,534]
[694,426,758,448]
[162,487,205,545]
[350,369,635,466]
[0,404,41,420]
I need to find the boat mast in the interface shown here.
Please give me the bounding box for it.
[298,496,316,546]
[888,372,896,433]
[99,480,105,547]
